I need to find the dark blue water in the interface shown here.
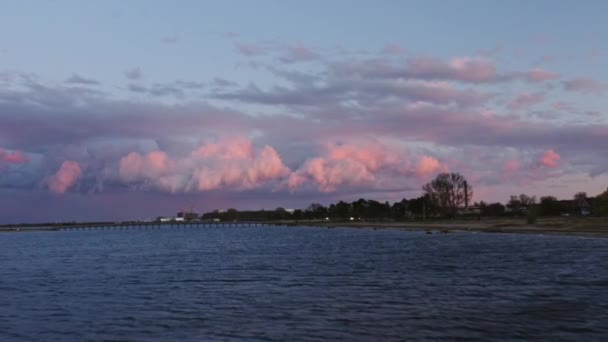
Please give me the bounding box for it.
[1,226,608,341]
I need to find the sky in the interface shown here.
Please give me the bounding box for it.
[1,0,608,223]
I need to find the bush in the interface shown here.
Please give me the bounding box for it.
[526,206,538,224]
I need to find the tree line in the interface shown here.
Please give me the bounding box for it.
[175,172,608,222]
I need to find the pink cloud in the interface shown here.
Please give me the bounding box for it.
[508,92,544,110]
[563,78,606,94]
[48,161,82,194]
[119,150,170,182]
[287,143,399,192]
[540,149,560,168]
[416,156,442,177]
[287,142,445,192]
[119,138,290,193]
[503,159,521,174]
[194,145,288,191]
[0,148,29,164]
[192,138,254,160]
[525,68,559,82]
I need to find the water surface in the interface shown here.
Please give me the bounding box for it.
[1,226,607,340]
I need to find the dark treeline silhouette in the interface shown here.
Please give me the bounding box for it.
[172,173,608,222]
[199,197,440,222]
[193,186,608,222]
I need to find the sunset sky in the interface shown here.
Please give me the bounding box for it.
[1,0,607,223]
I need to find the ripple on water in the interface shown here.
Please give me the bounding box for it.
[1,227,608,340]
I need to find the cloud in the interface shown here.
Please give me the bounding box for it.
[503,159,521,174]
[0,83,259,151]
[525,69,559,82]
[286,142,445,192]
[328,56,503,83]
[540,149,560,168]
[2,52,608,215]
[0,148,28,164]
[507,92,544,110]
[382,44,406,55]
[280,44,319,63]
[416,155,443,177]
[119,138,290,193]
[127,83,184,97]
[65,73,100,85]
[175,80,206,89]
[211,77,237,87]
[124,67,143,80]
[408,57,498,83]
[563,78,606,94]
[233,41,267,56]
[47,161,82,194]
[215,78,491,108]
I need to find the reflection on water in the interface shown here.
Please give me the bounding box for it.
[1,226,607,340]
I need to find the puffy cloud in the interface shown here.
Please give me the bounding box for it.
[119,138,290,193]
[416,156,442,177]
[47,161,82,194]
[0,148,28,164]
[287,142,445,192]
[120,150,170,182]
[540,149,560,168]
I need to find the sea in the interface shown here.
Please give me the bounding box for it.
[1,225,607,341]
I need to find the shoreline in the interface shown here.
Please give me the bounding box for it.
[278,220,608,238]
[1,219,607,238]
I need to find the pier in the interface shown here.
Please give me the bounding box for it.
[0,222,271,233]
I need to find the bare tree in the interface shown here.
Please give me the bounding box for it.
[422,172,472,217]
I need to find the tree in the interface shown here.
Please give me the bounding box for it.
[273,207,291,220]
[574,192,590,215]
[334,201,352,219]
[481,202,505,217]
[507,194,536,216]
[593,189,608,216]
[391,199,410,220]
[422,172,472,217]
[292,209,304,220]
[539,196,562,216]
[351,198,368,218]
